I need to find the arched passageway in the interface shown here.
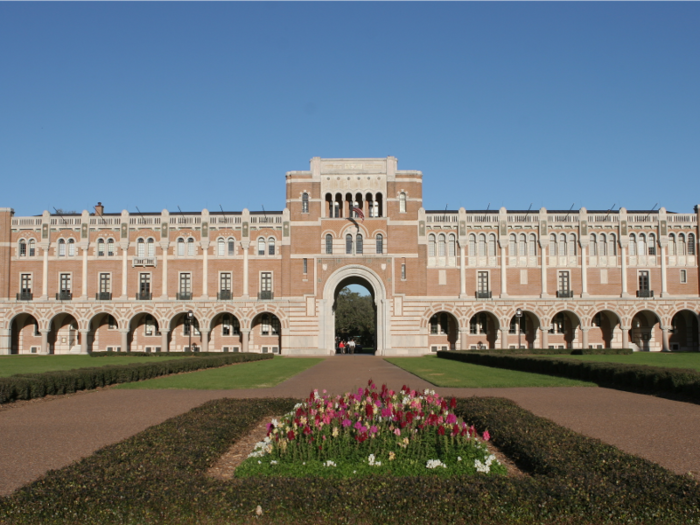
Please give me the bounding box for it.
[335,284,376,354]
[129,313,162,353]
[589,310,621,349]
[428,311,458,352]
[507,310,540,349]
[88,313,121,352]
[250,312,281,354]
[630,310,662,352]
[669,310,699,352]
[210,312,243,352]
[48,313,80,354]
[10,313,41,354]
[169,312,202,352]
[465,311,499,349]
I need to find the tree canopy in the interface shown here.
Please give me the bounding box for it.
[334,287,375,346]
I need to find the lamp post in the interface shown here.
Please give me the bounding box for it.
[515,308,523,349]
[187,310,194,352]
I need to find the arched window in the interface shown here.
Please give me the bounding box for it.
[399,192,406,213]
[509,234,517,256]
[678,233,686,256]
[448,234,456,257]
[326,234,333,255]
[302,192,309,213]
[258,237,266,256]
[638,233,647,256]
[58,238,66,257]
[18,239,26,257]
[107,238,114,256]
[568,233,577,256]
[217,238,225,256]
[689,233,696,256]
[438,234,446,257]
[268,237,276,256]
[608,234,617,256]
[28,238,36,257]
[629,234,636,256]
[67,238,75,257]
[468,234,476,256]
[346,234,353,255]
[559,234,567,256]
[228,238,235,256]
[488,234,496,257]
[590,234,597,256]
[356,234,363,255]
[428,234,436,257]
[376,234,383,254]
[97,238,105,256]
[137,238,145,257]
[519,233,527,256]
[187,237,195,256]
[599,233,607,256]
[549,234,557,256]
[669,233,676,255]
[470,312,488,334]
[528,233,537,256]
[148,238,155,257]
[648,233,656,256]
[177,238,185,256]
[478,234,487,257]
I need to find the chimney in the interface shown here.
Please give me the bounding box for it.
[95,202,104,216]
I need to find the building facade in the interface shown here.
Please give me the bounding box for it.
[1,157,699,356]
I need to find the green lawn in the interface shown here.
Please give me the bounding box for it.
[0,354,191,378]
[385,356,596,388]
[115,356,323,389]
[564,352,700,371]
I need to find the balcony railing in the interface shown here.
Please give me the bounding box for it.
[136,291,152,301]
[556,290,574,298]
[218,290,232,300]
[258,290,274,300]
[56,291,73,301]
[96,292,112,301]
[132,257,157,267]
[176,292,193,301]
[16,292,33,301]
[637,289,654,298]
[475,291,492,299]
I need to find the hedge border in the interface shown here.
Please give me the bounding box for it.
[0,353,271,405]
[1,396,698,524]
[438,350,700,403]
[462,347,633,356]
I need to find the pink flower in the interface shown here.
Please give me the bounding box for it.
[342,419,351,428]
[370,425,378,434]
[483,430,490,441]
[446,414,457,424]
[381,407,392,418]
[394,428,401,436]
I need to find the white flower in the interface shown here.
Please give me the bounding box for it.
[270,460,278,465]
[457,457,462,462]
[368,454,381,466]
[258,460,262,464]
[324,460,337,467]
[426,459,447,469]
[474,454,497,473]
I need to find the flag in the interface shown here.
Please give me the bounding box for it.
[352,207,365,222]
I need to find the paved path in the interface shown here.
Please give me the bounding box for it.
[2,356,700,496]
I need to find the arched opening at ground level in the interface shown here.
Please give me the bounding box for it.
[10,313,41,354]
[209,312,243,353]
[670,310,699,352]
[428,311,458,352]
[464,311,500,349]
[630,310,662,352]
[546,311,581,350]
[588,310,621,349]
[249,312,282,354]
[507,310,541,349]
[48,313,80,354]
[88,313,121,352]
[335,283,377,354]
[169,312,203,352]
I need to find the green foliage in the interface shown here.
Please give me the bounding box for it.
[334,287,375,345]
[567,352,700,370]
[0,353,271,404]
[466,347,633,356]
[386,356,595,387]
[1,397,699,524]
[439,351,700,402]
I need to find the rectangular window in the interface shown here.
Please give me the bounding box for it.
[262,315,270,335]
[228,240,234,256]
[107,241,114,256]
[179,273,191,294]
[220,272,231,292]
[261,272,272,292]
[401,263,406,281]
[99,273,111,293]
[303,258,308,274]
[20,274,32,294]
[223,315,232,336]
[29,242,35,257]
[477,271,489,293]
[98,242,105,256]
[59,273,71,293]
[19,242,26,257]
[681,269,687,284]
[558,271,570,293]
[638,270,649,291]
[139,273,151,294]
[145,317,155,336]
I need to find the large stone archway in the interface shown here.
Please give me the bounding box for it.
[320,265,390,355]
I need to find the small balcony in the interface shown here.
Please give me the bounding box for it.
[258,290,274,300]
[16,292,33,301]
[132,257,157,267]
[556,290,574,298]
[637,289,654,298]
[218,290,232,300]
[56,291,73,301]
[176,292,193,301]
[96,292,112,301]
[475,291,492,299]
[136,291,152,301]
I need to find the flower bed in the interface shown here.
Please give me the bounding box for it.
[235,380,505,478]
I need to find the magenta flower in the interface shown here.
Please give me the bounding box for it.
[382,407,392,418]
[446,413,457,424]
[342,419,351,428]
[370,425,378,434]
[483,430,490,441]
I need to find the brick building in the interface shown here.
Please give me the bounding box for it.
[1,157,699,355]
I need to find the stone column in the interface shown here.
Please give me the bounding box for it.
[121,248,128,299]
[540,243,548,298]
[459,245,466,298]
[0,328,11,355]
[42,248,49,299]
[660,245,668,297]
[40,329,50,354]
[500,328,509,349]
[160,329,170,353]
[661,328,671,352]
[120,329,129,353]
[201,246,209,299]
[79,329,89,354]
[581,327,589,350]
[81,247,88,300]
[621,327,630,349]
[459,328,469,350]
[242,244,250,298]
[161,246,169,300]
[201,329,210,353]
[540,327,549,349]
[620,246,628,297]
[580,246,588,297]
[241,329,250,353]
[500,242,507,298]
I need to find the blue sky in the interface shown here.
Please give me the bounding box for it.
[1,2,699,218]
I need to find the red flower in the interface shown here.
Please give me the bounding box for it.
[449,397,457,409]
[287,430,295,440]
[452,424,460,436]
[438,425,445,436]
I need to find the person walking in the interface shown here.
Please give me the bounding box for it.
[348,339,356,354]
[339,340,346,354]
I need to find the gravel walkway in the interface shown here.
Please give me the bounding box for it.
[1,355,699,496]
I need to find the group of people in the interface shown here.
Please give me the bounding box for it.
[336,337,357,354]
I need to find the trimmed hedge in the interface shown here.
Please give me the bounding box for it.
[461,347,632,355]
[88,350,230,358]
[1,397,699,524]
[439,350,700,402]
[0,353,271,405]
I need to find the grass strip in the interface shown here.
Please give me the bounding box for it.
[439,350,700,403]
[0,353,271,404]
[386,355,595,387]
[1,396,699,524]
[114,356,323,389]
[564,352,700,372]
